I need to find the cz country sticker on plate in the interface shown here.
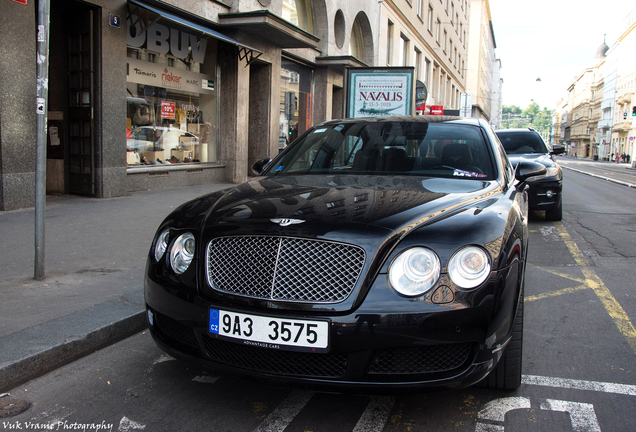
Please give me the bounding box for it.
[209,309,329,353]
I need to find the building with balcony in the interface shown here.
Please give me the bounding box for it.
[609,5,636,161]
[565,40,608,159]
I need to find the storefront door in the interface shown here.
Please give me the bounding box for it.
[68,9,95,195]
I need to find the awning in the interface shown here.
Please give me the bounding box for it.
[127,0,262,67]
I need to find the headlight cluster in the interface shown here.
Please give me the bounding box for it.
[531,165,559,179]
[389,245,491,297]
[153,229,196,274]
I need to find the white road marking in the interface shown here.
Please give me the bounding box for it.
[352,396,395,432]
[539,225,561,242]
[478,397,531,422]
[253,390,314,432]
[540,399,601,432]
[192,375,220,384]
[152,354,175,365]
[475,423,504,432]
[475,397,531,432]
[118,416,146,431]
[522,374,636,396]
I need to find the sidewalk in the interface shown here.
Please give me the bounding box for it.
[558,155,636,188]
[0,183,232,392]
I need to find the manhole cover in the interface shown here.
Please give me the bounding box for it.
[0,398,31,418]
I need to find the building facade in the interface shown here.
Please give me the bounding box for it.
[376,0,470,113]
[465,0,495,121]
[490,56,502,129]
[0,0,382,210]
[610,8,636,161]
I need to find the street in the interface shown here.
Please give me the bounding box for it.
[3,163,636,432]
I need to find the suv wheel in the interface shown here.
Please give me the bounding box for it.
[545,195,563,221]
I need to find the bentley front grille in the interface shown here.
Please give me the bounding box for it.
[206,236,365,303]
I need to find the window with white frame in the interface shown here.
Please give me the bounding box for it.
[399,34,410,66]
[436,18,441,44]
[414,48,422,79]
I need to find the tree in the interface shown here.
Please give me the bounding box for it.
[501,103,553,131]
[503,105,522,115]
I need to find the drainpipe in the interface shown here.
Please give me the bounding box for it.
[377,0,382,66]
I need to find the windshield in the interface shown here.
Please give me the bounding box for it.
[497,131,549,154]
[265,121,495,179]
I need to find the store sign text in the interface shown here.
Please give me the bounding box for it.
[358,92,404,102]
[127,14,208,64]
[127,58,215,94]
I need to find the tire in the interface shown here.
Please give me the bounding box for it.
[478,285,524,390]
[545,195,563,221]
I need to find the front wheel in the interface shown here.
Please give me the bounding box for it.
[545,195,563,221]
[478,285,524,390]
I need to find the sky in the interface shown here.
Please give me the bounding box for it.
[488,0,636,110]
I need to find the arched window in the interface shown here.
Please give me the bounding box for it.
[282,0,314,34]
[349,18,363,60]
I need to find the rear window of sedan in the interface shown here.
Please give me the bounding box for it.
[496,131,549,154]
[266,121,496,179]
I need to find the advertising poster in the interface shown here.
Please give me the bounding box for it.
[347,68,414,118]
[161,101,176,120]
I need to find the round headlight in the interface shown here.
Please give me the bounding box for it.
[170,232,196,274]
[154,229,170,262]
[389,247,441,296]
[448,246,491,289]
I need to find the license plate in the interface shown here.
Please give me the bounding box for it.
[209,309,329,353]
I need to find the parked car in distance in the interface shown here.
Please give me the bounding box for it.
[145,116,546,392]
[127,126,199,152]
[495,128,565,221]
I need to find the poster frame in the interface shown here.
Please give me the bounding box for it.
[346,67,415,118]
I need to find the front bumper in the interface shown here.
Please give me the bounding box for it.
[144,267,520,393]
[527,177,562,210]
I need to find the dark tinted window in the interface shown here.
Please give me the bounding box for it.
[496,130,549,154]
[266,121,495,179]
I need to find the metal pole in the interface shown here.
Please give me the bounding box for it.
[35,0,51,280]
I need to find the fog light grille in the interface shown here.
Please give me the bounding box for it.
[369,343,473,375]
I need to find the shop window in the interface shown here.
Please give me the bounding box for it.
[279,59,313,151]
[126,18,218,167]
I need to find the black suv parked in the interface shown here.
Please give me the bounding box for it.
[496,128,566,221]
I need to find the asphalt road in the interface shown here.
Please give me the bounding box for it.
[3,167,636,432]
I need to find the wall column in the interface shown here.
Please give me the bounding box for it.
[219,46,250,184]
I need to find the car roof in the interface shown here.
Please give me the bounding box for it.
[318,115,483,127]
[495,128,538,134]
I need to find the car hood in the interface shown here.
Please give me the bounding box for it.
[507,153,555,168]
[190,175,500,238]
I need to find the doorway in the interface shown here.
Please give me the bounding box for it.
[48,0,97,196]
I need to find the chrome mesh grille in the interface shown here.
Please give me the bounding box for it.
[207,236,365,303]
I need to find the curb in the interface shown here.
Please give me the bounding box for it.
[0,293,147,393]
[561,165,636,189]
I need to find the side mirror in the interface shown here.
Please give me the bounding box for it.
[551,144,566,155]
[251,158,272,176]
[515,160,546,183]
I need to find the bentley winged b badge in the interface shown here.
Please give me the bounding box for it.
[271,218,305,227]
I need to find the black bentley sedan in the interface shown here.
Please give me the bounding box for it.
[495,128,565,221]
[145,116,545,392]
